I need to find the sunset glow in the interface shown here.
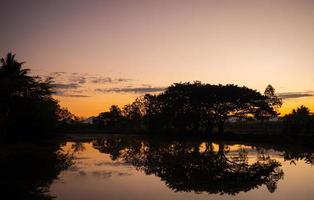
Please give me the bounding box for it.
[1,0,313,117]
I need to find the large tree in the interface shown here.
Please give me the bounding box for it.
[208,84,276,134]
[143,82,277,134]
[0,53,59,139]
[94,82,280,135]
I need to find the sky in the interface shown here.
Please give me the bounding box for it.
[1,0,314,117]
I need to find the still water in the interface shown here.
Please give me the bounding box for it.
[47,135,314,200]
[3,135,314,199]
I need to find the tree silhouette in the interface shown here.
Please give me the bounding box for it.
[208,84,274,134]
[122,97,147,131]
[0,53,59,139]
[283,106,314,134]
[264,85,282,109]
[140,82,277,134]
[255,85,282,122]
[94,82,279,135]
[94,105,124,129]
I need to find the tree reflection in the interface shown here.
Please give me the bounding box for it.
[93,138,284,195]
[256,145,314,166]
[0,142,73,200]
[283,151,314,165]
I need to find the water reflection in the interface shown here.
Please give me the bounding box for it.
[0,142,73,200]
[281,149,314,165]
[3,136,314,200]
[92,137,284,195]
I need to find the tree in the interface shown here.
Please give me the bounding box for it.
[94,105,123,129]
[0,53,60,139]
[148,82,276,134]
[283,106,314,134]
[264,85,282,109]
[208,84,273,134]
[255,85,282,122]
[56,107,79,124]
[94,82,279,135]
[122,97,147,131]
[157,82,206,132]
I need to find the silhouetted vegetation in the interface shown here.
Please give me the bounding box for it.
[255,85,282,122]
[1,52,313,142]
[90,84,314,139]
[283,106,314,135]
[93,82,280,135]
[0,53,67,140]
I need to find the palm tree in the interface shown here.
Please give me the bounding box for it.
[0,53,57,139]
[0,53,30,138]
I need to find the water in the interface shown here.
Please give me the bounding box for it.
[2,135,314,199]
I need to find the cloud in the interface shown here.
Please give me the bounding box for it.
[278,92,314,99]
[69,76,86,84]
[52,83,81,89]
[95,86,165,94]
[49,71,132,85]
[48,71,152,97]
[90,77,113,83]
[54,88,91,98]
[55,94,91,98]
[90,77,132,84]
[116,78,132,82]
[50,72,67,76]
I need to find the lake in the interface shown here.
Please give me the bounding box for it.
[2,135,314,200]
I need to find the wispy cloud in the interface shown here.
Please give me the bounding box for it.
[50,72,67,76]
[55,94,91,98]
[48,71,160,97]
[95,86,165,94]
[56,92,91,98]
[69,76,86,84]
[52,83,81,89]
[49,72,132,85]
[90,77,132,84]
[50,72,88,97]
[278,92,314,99]
[53,89,91,98]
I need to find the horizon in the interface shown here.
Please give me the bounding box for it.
[1,0,313,117]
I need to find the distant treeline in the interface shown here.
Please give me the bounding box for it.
[1,53,313,140]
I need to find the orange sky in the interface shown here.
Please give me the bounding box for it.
[1,0,313,117]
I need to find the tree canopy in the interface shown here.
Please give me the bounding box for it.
[0,53,62,139]
[283,106,314,134]
[95,82,280,135]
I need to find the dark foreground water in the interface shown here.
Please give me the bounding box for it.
[2,135,314,200]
